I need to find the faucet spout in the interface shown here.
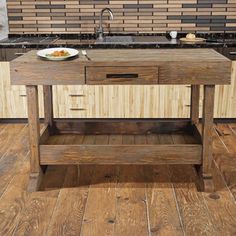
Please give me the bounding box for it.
[97,8,114,41]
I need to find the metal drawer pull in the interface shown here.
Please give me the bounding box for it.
[19,94,27,97]
[229,52,236,55]
[70,108,86,111]
[14,53,26,56]
[106,73,138,79]
[69,94,85,97]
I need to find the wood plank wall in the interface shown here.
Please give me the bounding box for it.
[6,0,236,34]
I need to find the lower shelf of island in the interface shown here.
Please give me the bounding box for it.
[39,119,202,165]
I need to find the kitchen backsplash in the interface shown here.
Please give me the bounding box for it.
[6,0,236,34]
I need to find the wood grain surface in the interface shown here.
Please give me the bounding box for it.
[10,49,231,85]
[0,124,236,235]
[1,61,236,119]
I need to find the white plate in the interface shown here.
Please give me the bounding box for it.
[37,48,79,61]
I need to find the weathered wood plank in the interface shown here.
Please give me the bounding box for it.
[0,124,25,159]
[115,166,149,235]
[201,163,236,235]
[108,135,122,144]
[213,125,236,199]
[14,191,59,236]
[43,85,54,127]
[144,165,184,235]
[40,144,202,165]
[190,85,200,125]
[46,166,94,236]
[0,125,28,197]
[170,165,217,235]
[0,170,29,235]
[201,85,215,192]
[26,85,43,192]
[11,49,231,85]
[53,120,191,135]
[80,165,118,236]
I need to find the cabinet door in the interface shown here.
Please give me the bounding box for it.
[214,61,236,118]
[53,85,87,118]
[54,85,191,118]
[0,62,44,118]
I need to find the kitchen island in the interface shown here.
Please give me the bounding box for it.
[10,49,231,192]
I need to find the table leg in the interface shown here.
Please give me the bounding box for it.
[43,85,54,128]
[200,85,215,192]
[26,85,43,192]
[190,85,200,125]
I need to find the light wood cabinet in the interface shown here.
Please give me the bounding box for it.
[0,62,44,118]
[0,61,236,118]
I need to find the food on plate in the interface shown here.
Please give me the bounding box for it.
[46,50,70,57]
[186,33,196,40]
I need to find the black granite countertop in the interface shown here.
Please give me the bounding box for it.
[0,33,236,49]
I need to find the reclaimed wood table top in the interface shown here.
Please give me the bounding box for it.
[10,48,231,85]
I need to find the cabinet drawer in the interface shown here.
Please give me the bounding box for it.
[86,66,159,84]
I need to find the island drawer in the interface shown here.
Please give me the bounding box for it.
[85,66,159,84]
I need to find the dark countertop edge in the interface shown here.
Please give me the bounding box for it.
[5,32,236,39]
[0,42,236,49]
[0,32,235,48]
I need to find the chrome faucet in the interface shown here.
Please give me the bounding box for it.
[96,8,114,41]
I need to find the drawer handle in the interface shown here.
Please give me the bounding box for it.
[229,52,236,55]
[70,108,86,111]
[106,73,138,79]
[14,53,26,56]
[69,94,85,97]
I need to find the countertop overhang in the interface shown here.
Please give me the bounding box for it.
[10,48,231,86]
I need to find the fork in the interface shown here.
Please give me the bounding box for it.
[81,50,91,60]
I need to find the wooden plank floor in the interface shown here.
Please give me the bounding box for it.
[0,123,236,236]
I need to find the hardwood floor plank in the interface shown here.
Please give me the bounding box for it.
[170,165,217,235]
[62,165,79,188]
[215,124,236,154]
[200,163,236,235]
[144,165,184,235]
[0,125,28,196]
[14,190,58,236]
[14,154,67,235]
[0,123,235,235]
[46,166,94,236]
[0,124,7,135]
[0,167,29,235]
[115,166,149,235]
[80,165,118,236]
[0,124,25,158]
[212,127,236,200]
[40,166,67,191]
